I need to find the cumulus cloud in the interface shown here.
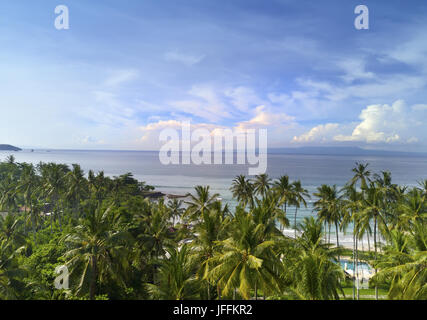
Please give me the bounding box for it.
[235,105,295,131]
[294,100,427,146]
[334,100,419,143]
[293,123,340,143]
[137,104,296,149]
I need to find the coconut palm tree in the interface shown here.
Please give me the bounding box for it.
[230,175,254,208]
[283,217,344,300]
[288,249,345,300]
[65,164,87,219]
[167,199,185,226]
[373,225,426,300]
[313,185,333,244]
[291,180,310,238]
[0,239,26,299]
[184,186,219,222]
[253,174,271,199]
[39,163,68,232]
[190,202,231,299]
[250,194,287,240]
[63,205,131,300]
[206,209,283,300]
[397,188,426,230]
[147,244,200,300]
[350,162,371,190]
[360,182,390,299]
[272,175,294,232]
[341,184,363,299]
[17,164,37,236]
[0,213,25,246]
[0,174,19,215]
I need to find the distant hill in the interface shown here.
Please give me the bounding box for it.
[269,146,427,157]
[0,144,22,151]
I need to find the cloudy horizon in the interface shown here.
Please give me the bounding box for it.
[1,0,427,152]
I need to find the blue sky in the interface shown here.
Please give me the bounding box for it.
[0,0,427,151]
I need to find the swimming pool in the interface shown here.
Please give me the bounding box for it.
[340,260,372,272]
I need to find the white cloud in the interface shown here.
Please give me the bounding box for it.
[225,86,262,112]
[294,100,427,146]
[334,100,409,143]
[164,51,205,66]
[168,85,233,121]
[104,69,139,87]
[235,105,295,131]
[293,123,340,143]
[337,58,375,83]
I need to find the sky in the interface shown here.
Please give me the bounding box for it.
[0,0,427,151]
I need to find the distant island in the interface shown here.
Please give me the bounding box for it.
[0,144,22,151]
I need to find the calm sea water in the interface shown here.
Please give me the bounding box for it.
[2,149,427,242]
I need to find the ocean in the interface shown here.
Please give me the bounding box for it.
[2,149,426,246]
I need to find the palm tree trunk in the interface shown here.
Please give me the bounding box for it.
[335,222,340,247]
[335,222,340,261]
[374,215,378,300]
[324,221,327,242]
[31,203,36,246]
[367,232,371,252]
[90,255,98,300]
[50,211,53,233]
[294,207,298,238]
[254,281,258,300]
[352,229,355,300]
[207,283,210,300]
[356,233,359,300]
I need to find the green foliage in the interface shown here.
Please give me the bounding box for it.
[0,157,425,300]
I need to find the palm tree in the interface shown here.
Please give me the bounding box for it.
[291,180,310,238]
[313,185,335,243]
[230,175,254,208]
[360,182,390,300]
[341,184,362,299]
[272,175,294,232]
[250,194,287,240]
[0,174,19,215]
[295,217,329,252]
[0,239,26,299]
[288,249,344,300]
[350,162,371,190]
[40,163,68,232]
[283,217,344,300]
[207,209,283,300]
[65,164,87,219]
[147,244,200,300]
[88,170,109,205]
[167,199,185,226]
[253,174,271,199]
[17,164,37,236]
[397,188,426,230]
[190,202,230,299]
[0,213,25,246]
[373,226,426,300]
[63,205,131,300]
[184,186,219,222]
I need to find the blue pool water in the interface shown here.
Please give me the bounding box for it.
[340,260,371,271]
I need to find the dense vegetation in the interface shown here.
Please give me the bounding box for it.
[0,155,425,300]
